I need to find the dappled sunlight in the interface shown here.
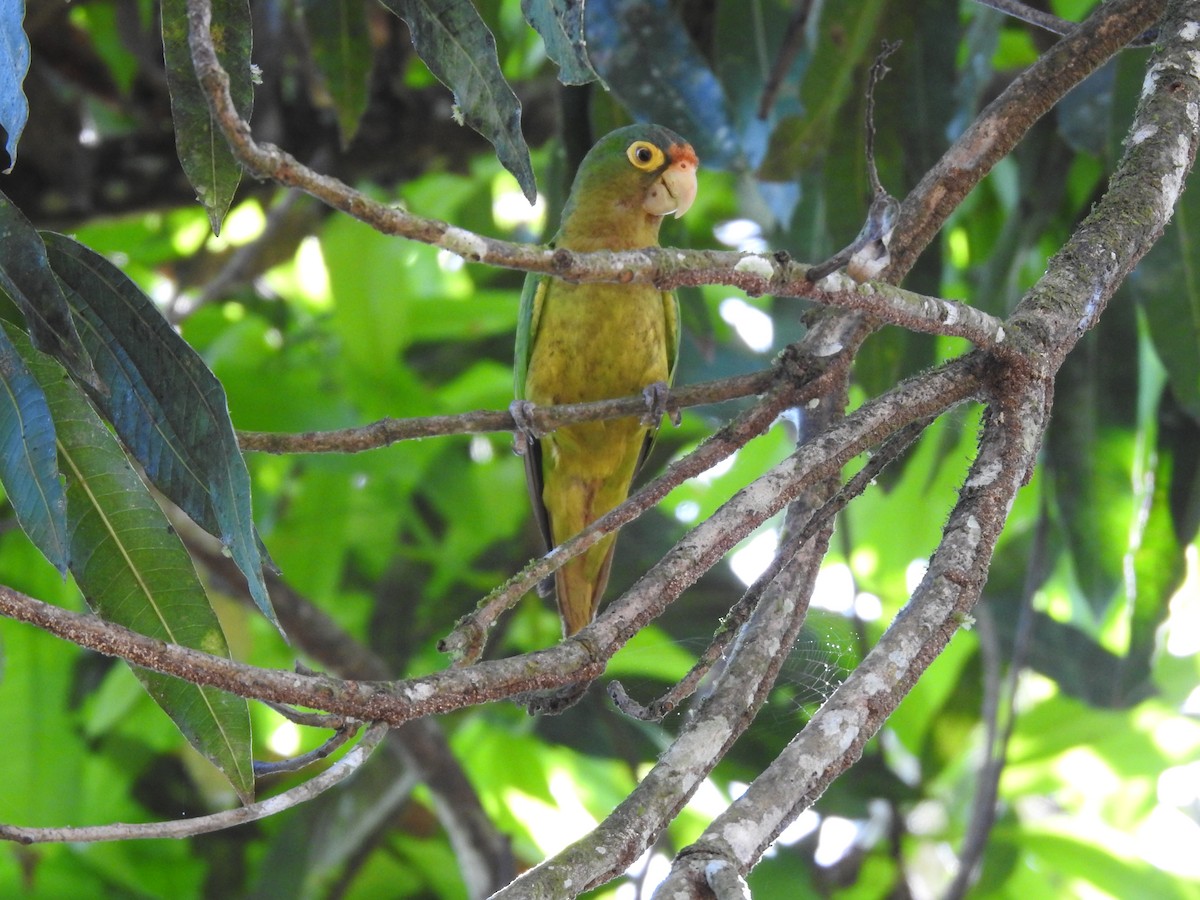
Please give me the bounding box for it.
[719,297,774,353]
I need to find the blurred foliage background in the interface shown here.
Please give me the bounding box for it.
[0,0,1198,897]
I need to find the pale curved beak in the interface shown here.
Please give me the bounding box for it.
[643,149,699,219]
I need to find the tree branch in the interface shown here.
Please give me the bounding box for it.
[189,531,515,897]
[885,0,1167,280]
[183,0,1008,355]
[0,723,388,844]
[237,369,776,454]
[652,376,1049,895]
[652,1,1200,889]
[610,413,934,722]
[497,473,837,897]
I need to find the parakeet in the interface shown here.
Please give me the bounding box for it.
[514,124,699,636]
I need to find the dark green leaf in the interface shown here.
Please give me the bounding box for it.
[0,189,94,384]
[8,323,254,803]
[379,0,536,201]
[759,0,888,180]
[0,326,67,573]
[42,233,280,630]
[0,2,29,172]
[1023,829,1195,899]
[1159,388,1200,543]
[1044,297,1139,613]
[1058,61,1115,157]
[160,0,254,234]
[303,0,372,145]
[586,0,742,170]
[1128,177,1200,420]
[1125,428,1184,693]
[521,0,601,86]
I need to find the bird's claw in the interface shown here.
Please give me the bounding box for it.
[509,399,540,456]
[641,381,678,427]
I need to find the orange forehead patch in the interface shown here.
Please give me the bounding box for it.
[667,142,700,168]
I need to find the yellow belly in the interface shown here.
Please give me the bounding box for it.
[523,279,670,633]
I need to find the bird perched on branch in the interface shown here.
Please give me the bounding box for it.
[514,124,699,636]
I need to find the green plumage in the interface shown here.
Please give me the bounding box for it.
[515,124,697,635]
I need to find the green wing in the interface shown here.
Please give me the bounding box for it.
[514,271,547,400]
[515,270,555,577]
[663,288,680,387]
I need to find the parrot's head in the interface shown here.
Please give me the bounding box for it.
[556,124,699,251]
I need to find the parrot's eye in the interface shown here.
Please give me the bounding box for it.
[626,141,665,171]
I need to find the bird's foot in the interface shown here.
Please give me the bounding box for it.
[641,381,679,427]
[509,399,540,456]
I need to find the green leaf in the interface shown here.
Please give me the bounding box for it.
[0,0,29,172]
[0,325,67,573]
[1021,827,1196,900]
[586,0,743,170]
[160,0,254,234]
[7,323,254,803]
[1126,431,1184,691]
[303,0,372,145]
[758,0,888,180]
[378,0,536,201]
[42,233,280,631]
[520,0,601,86]
[1044,297,1139,613]
[64,434,256,805]
[0,189,94,384]
[1129,176,1200,420]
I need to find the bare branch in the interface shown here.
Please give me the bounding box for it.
[497,492,835,897]
[610,413,934,722]
[886,0,1167,280]
[974,0,1158,44]
[0,723,388,844]
[654,2,1200,885]
[253,722,361,777]
[238,370,775,454]
[182,0,1011,359]
[653,376,1049,892]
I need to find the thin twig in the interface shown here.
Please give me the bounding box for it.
[944,505,1046,899]
[758,0,815,119]
[260,698,355,729]
[974,0,1158,45]
[254,723,361,777]
[0,723,387,844]
[238,369,775,454]
[807,41,902,283]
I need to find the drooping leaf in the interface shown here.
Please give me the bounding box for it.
[0,325,67,574]
[0,189,94,384]
[521,0,601,86]
[1058,60,1115,157]
[1128,172,1200,420]
[378,0,536,201]
[6,322,254,803]
[1044,295,1139,615]
[1124,429,1184,695]
[160,0,254,234]
[42,233,280,631]
[1158,388,1200,544]
[759,0,888,180]
[0,0,29,172]
[303,0,372,145]
[585,0,742,170]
